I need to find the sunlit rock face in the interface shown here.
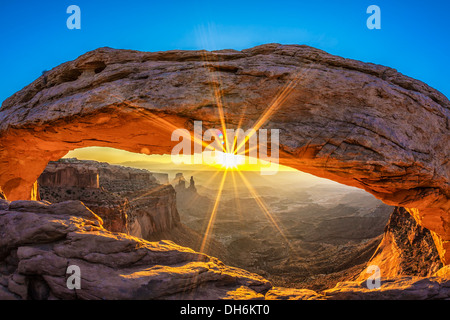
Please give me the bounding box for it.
[357,207,443,280]
[38,159,180,236]
[127,185,180,239]
[0,43,448,262]
[38,161,99,188]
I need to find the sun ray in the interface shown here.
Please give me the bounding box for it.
[134,108,212,151]
[199,169,228,253]
[232,104,248,151]
[237,170,295,252]
[108,97,213,154]
[131,183,170,201]
[235,65,318,154]
[197,29,230,153]
[230,170,244,222]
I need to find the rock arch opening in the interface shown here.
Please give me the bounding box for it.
[0,44,448,266]
[30,146,442,289]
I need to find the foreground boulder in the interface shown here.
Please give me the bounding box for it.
[0,199,270,300]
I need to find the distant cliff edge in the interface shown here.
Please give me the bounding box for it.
[37,158,227,260]
[38,158,179,237]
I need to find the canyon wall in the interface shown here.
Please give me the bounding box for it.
[0,199,271,300]
[0,44,448,263]
[38,159,180,236]
[37,161,444,287]
[127,185,179,239]
[358,207,443,280]
[38,162,99,188]
[37,159,228,260]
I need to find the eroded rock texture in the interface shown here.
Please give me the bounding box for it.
[358,207,443,280]
[38,159,180,236]
[38,161,99,188]
[322,276,450,300]
[1,199,449,300]
[37,159,229,261]
[0,199,270,300]
[0,44,448,262]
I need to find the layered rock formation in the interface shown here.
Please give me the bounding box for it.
[358,207,443,280]
[38,159,127,232]
[322,276,450,300]
[0,199,270,300]
[39,184,129,233]
[268,277,450,300]
[38,161,99,188]
[0,44,448,263]
[37,159,229,260]
[126,184,179,239]
[1,198,449,300]
[173,173,197,195]
[36,161,446,294]
[38,159,180,237]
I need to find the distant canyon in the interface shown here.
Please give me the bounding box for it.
[36,159,443,291]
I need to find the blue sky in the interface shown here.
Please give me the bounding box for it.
[1,0,449,104]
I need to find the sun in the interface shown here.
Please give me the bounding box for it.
[215,151,245,169]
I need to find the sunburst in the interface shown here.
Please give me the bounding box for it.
[194,42,319,256]
[195,54,318,258]
[113,37,318,261]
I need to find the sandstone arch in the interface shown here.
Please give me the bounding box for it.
[0,44,449,262]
